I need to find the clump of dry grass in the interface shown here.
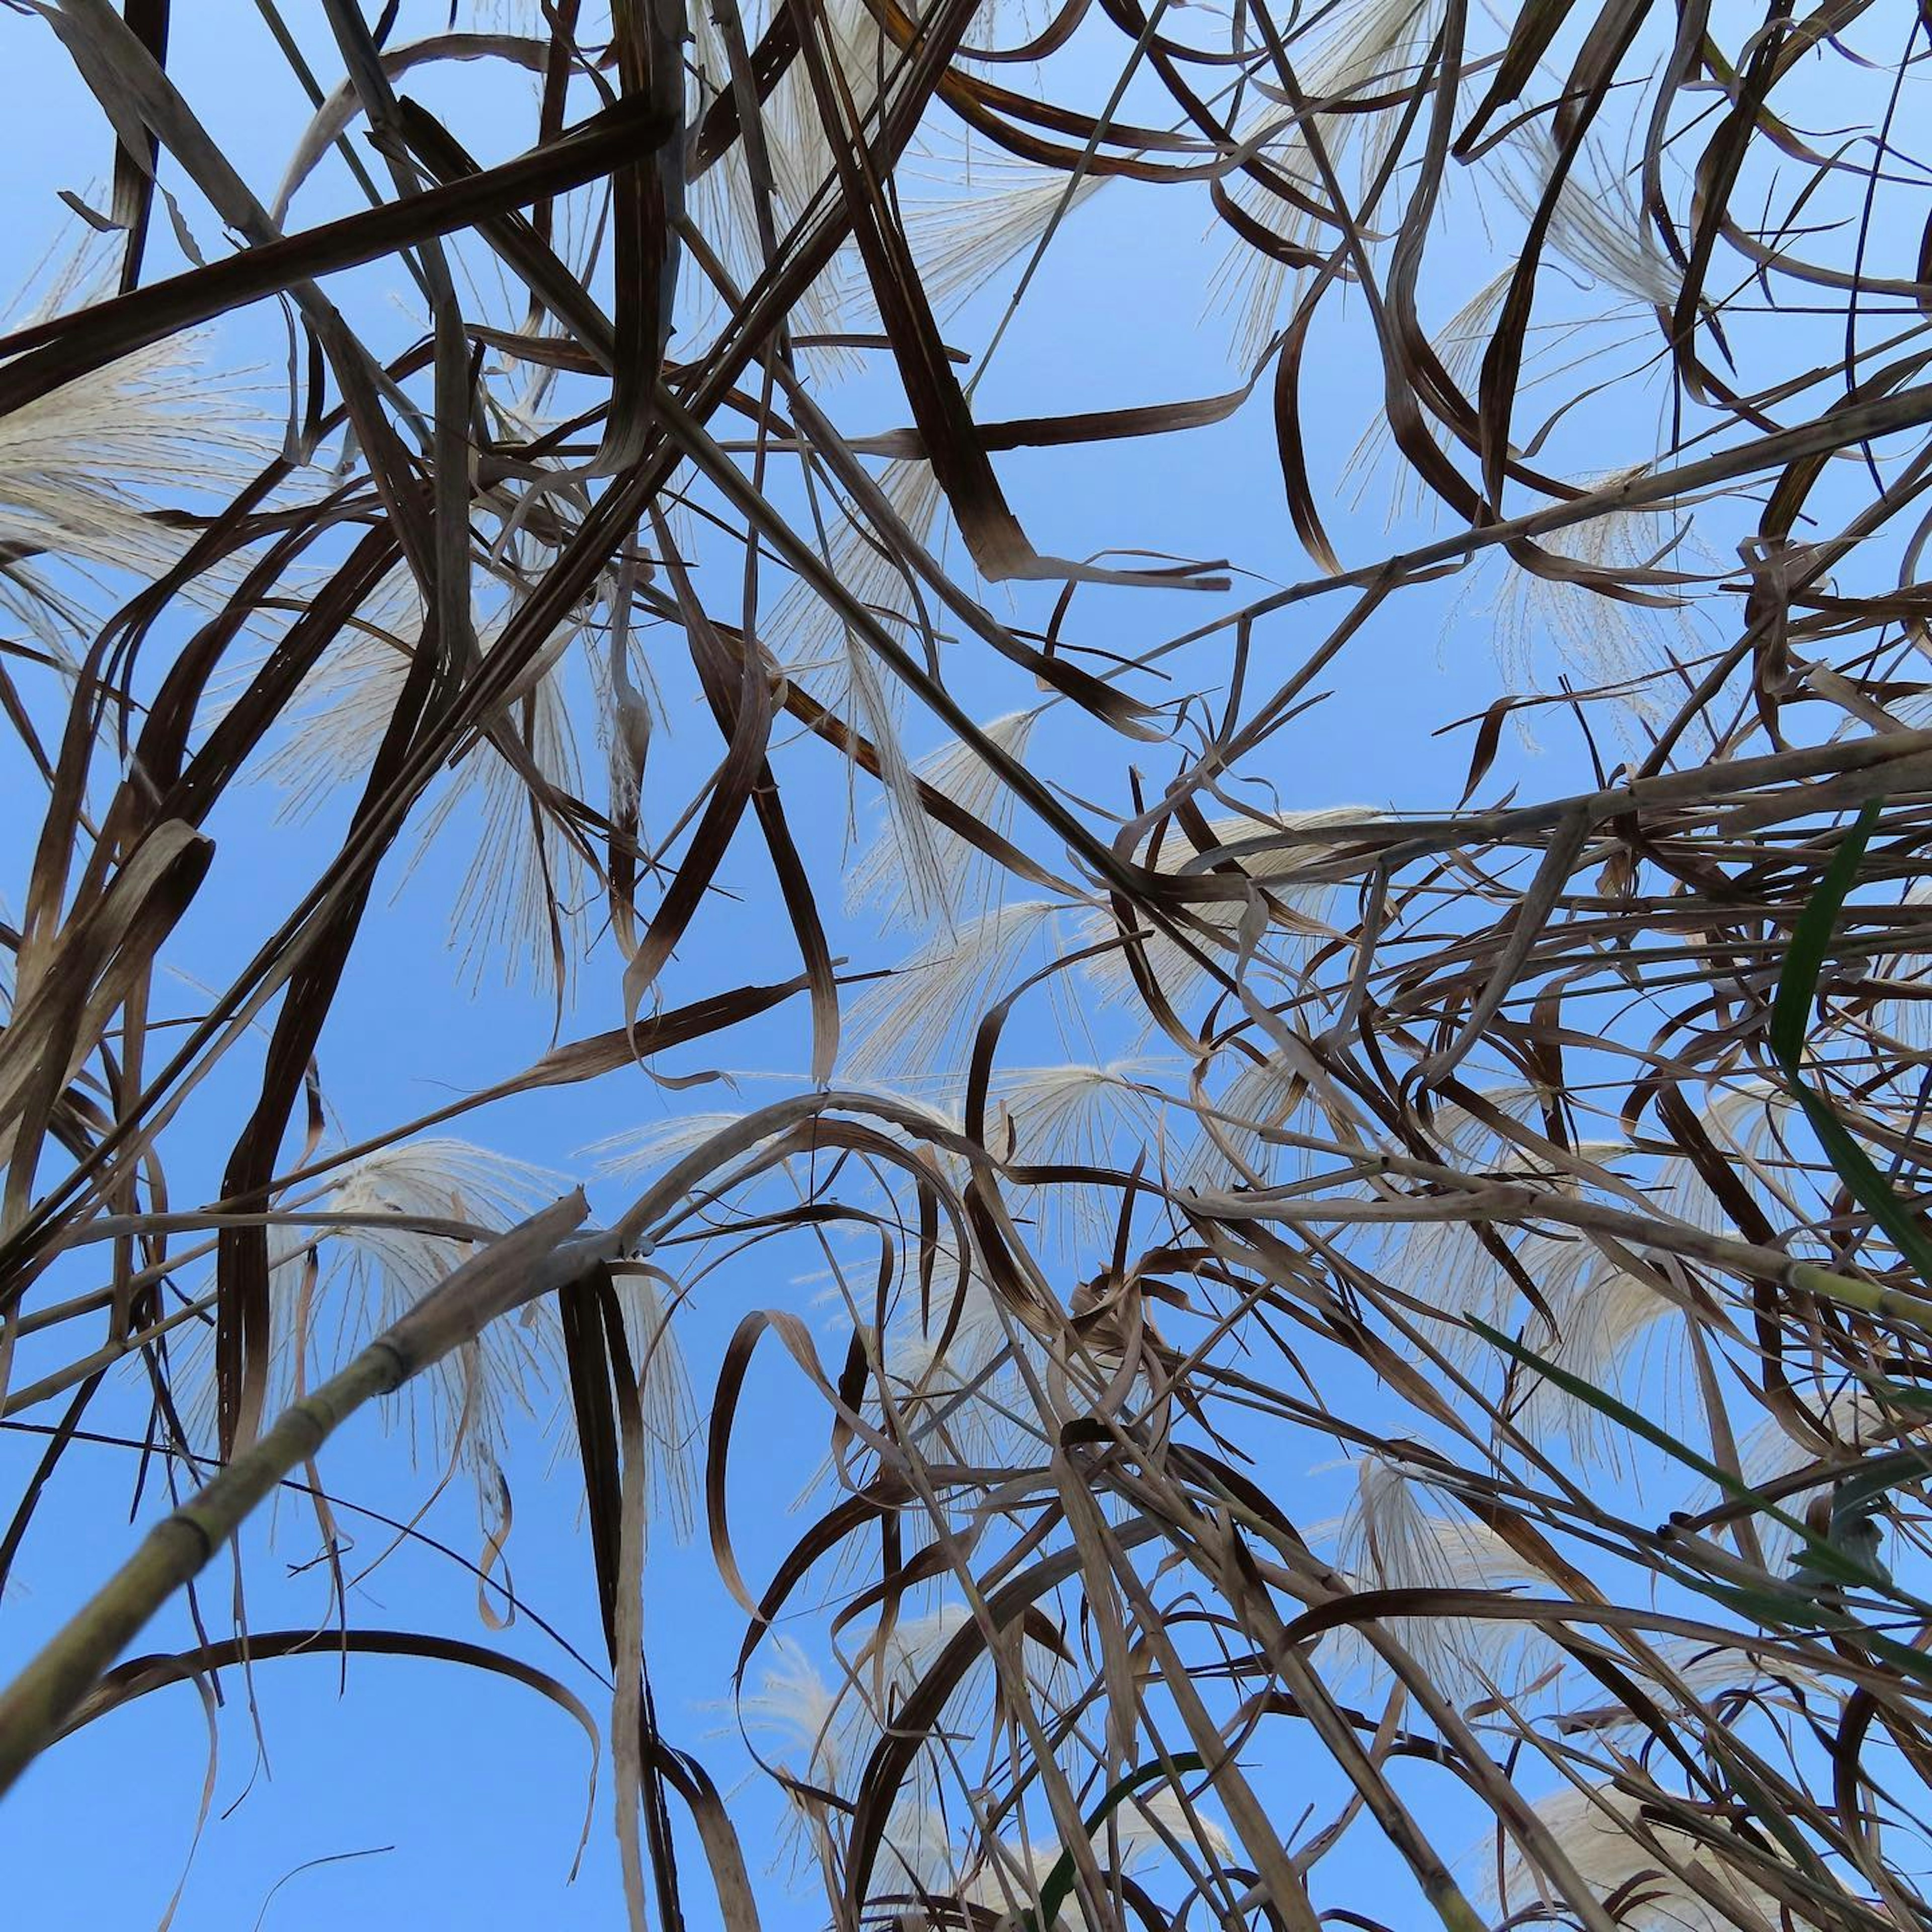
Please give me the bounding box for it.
[2,7,1929,1931]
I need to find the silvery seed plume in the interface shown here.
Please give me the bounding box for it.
[1210,0,1443,367]
[1342,267,1512,526]
[591,1088,961,1197]
[770,457,947,893]
[583,1264,699,1540]
[741,1604,1009,1852]
[1864,875,1932,1056]
[1078,807,1367,1020]
[883,1251,1045,1468]
[684,0,862,371]
[687,0,1011,368]
[1728,1382,1905,1578]
[246,579,591,1000]
[180,1139,569,1491]
[1651,1077,1798,1240]
[1183,1046,1325,1190]
[0,323,263,592]
[987,1057,1171,1253]
[1320,1452,1558,1706]
[843,706,1045,929]
[1510,1226,1685,1467]
[844,898,1063,1081]
[408,633,588,1001]
[1474,463,1706,729]
[1551,1634,1832,1743]
[1494,1779,1816,1931]
[957,1788,1233,1927]
[1498,128,1682,313]
[1346,1083,1555,1356]
[834,139,1108,327]
[589,1108,768,1182]
[739,1635,843,1786]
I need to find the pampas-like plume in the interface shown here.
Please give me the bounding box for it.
[180,1140,569,1486]
[0,223,263,579]
[737,1635,844,1784]
[249,582,591,1000]
[741,1604,979,1801]
[836,139,1109,325]
[1497,1779,1813,1930]
[1342,268,1512,524]
[589,1109,765,1181]
[769,457,948,898]
[1729,1382,1907,1578]
[1498,129,1682,313]
[1183,1046,1331,1190]
[882,1255,1043,1467]
[958,1787,1234,1925]
[1322,1453,1557,1705]
[1079,808,1367,1018]
[1510,1231,1681,1463]
[1210,0,1444,366]
[1551,1634,1832,1742]
[1474,462,1706,719]
[1652,1078,1798,1239]
[987,1057,1171,1249]
[843,706,1045,929]
[0,332,263,589]
[844,899,1063,1080]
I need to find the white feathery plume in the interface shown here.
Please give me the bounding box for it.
[1727,1382,1905,1578]
[1496,1780,1812,1931]
[770,456,947,893]
[1183,1047,1329,1190]
[603,1267,699,1540]
[1342,267,1512,524]
[245,580,591,1000]
[683,0,862,367]
[1365,1116,1686,1464]
[0,238,265,589]
[883,1252,1044,1467]
[1475,463,1705,721]
[1078,807,1367,1018]
[959,1786,1235,1924]
[409,625,588,998]
[770,460,945,696]
[589,1109,765,1181]
[592,1088,964,1201]
[959,1827,1062,1923]
[1210,0,1443,366]
[1510,1229,1682,1463]
[843,706,1045,929]
[1865,875,1932,1056]
[180,1140,569,1486]
[1319,1453,1556,1705]
[1441,127,1709,729]
[844,898,1063,1080]
[987,1056,1170,1249]
[742,1602,1015,1829]
[1652,1078,1797,1239]
[738,1635,844,1785]
[837,138,1109,326]
[1498,129,1682,313]
[1417,1081,1553,1169]
[1551,1633,1833,1742]
[247,597,416,818]
[1359,1088,1576,1353]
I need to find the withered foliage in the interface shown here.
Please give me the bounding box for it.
[4,2,1932,1927]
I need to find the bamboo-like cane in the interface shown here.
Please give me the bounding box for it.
[0,1190,607,1797]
